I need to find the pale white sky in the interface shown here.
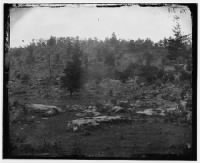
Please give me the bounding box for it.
[10,4,192,47]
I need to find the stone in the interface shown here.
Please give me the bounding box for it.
[67,115,122,131]
[25,103,64,116]
[112,106,124,113]
[136,109,154,116]
[70,104,83,111]
[76,107,101,117]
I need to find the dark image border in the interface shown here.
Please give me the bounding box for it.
[3,3,197,160]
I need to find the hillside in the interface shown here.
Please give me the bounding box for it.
[7,35,173,83]
[6,34,193,159]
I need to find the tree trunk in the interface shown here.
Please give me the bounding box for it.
[70,90,73,97]
[47,50,51,97]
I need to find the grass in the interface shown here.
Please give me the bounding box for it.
[7,82,193,159]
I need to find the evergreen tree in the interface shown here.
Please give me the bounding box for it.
[60,39,83,96]
[167,17,187,61]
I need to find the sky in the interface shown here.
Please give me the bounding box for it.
[10,4,192,48]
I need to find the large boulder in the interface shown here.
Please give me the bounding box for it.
[25,104,64,116]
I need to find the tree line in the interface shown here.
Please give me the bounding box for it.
[7,21,192,95]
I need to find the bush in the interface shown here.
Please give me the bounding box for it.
[21,74,30,82]
[180,71,192,82]
[139,66,159,83]
[115,63,138,83]
[162,72,174,83]
[117,71,130,83]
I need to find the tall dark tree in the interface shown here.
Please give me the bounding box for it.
[47,36,56,47]
[60,39,83,96]
[167,17,187,61]
[47,36,57,79]
[110,32,118,45]
[45,36,57,96]
[163,37,169,48]
[26,43,35,81]
[143,38,153,49]
[26,43,35,65]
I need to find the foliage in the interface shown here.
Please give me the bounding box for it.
[180,71,192,82]
[139,66,161,83]
[115,70,129,83]
[60,39,83,95]
[167,18,191,61]
[115,63,138,83]
[8,30,191,85]
[47,36,56,47]
[21,74,30,83]
[104,52,115,66]
[142,51,154,66]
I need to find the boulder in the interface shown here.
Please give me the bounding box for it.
[166,107,177,112]
[136,108,165,116]
[75,106,101,117]
[25,104,64,116]
[67,115,122,131]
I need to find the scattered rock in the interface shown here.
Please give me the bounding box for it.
[166,107,177,112]
[118,100,130,108]
[136,108,166,116]
[75,106,101,117]
[67,115,122,131]
[112,106,124,113]
[155,108,166,116]
[136,109,154,116]
[70,104,83,111]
